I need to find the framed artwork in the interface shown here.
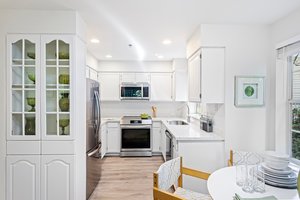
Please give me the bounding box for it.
[234,76,265,107]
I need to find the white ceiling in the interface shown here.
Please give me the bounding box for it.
[1,0,300,61]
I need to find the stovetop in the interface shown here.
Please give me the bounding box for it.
[120,116,152,125]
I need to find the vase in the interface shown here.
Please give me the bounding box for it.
[59,93,69,112]
[25,117,35,135]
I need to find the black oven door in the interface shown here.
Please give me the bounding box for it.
[121,126,151,151]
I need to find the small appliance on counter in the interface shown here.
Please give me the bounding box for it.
[200,115,213,132]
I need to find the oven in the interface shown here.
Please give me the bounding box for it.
[120,116,152,157]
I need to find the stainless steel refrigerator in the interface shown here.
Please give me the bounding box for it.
[86,78,101,199]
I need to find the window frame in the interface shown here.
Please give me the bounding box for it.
[287,48,300,164]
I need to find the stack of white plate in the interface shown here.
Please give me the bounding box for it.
[257,151,297,189]
[264,151,290,170]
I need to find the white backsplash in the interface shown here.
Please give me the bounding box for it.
[101,101,186,118]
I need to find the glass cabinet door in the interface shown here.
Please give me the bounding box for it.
[42,36,73,139]
[7,35,40,140]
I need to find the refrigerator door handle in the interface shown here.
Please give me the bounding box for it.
[94,90,101,136]
[87,143,101,157]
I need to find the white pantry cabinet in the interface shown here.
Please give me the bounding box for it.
[151,73,173,101]
[106,122,121,153]
[152,122,161,152]
[6,34,76,200]
[98,73,120,101]
[188,47,225,103]
[6,156,40,200]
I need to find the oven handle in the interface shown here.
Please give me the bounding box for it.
[121,125,151,129]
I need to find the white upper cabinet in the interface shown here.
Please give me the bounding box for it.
[188,52,201,102]
[98,73,120,101]
[151,73,173,101]
[86,67,98,81]
[188,47,225,103]
[135,73,150,83]
[120,73,150,83]
[172,59,188,102]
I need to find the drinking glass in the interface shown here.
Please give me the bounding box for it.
[242,163,254,193]
[253,164,265,192]
[236,162,247,186]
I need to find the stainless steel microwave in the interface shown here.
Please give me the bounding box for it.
[120,83,150,100]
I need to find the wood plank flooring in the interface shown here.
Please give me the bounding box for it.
[89,156,164,200]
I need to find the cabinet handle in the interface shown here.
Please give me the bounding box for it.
[199,93,202,99]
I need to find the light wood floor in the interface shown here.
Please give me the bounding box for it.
[89,156,164,200]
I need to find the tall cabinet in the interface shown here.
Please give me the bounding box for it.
[6,34,75,200]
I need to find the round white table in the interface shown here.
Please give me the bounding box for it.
[207,166,299,200]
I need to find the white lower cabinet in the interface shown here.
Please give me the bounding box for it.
[160,124,167,161]
[6,156,40,200]
[152,122,161,152]
[100,124,107,158]
[177,140,225,194]
[41,155,75,200]
[106,123,120,153]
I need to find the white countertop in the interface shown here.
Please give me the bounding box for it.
[154,118,224,141]
[100,117,224,142]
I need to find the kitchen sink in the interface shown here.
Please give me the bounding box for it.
[167,120,189,125]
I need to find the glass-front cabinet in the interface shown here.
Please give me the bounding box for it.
[7,35,40,140]
[41,36,73,140]
[7,35,74,141]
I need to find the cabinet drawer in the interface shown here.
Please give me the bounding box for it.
[42,141,74,155]
[152,122,161,128]
[107,122,119,128]
[7,141,41,155]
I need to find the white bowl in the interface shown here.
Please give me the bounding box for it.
[264,151,289,161]
[265,159,289,170]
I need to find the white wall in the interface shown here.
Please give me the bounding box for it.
[271,7,300,153]
[188,24,270,153]
[0,10,86,200]
[87,52,99,70]
[101,101,185,118]
[98,60,173,72]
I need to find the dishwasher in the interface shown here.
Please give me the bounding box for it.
[165,130,172,161]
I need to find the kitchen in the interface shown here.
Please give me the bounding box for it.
[1,0,300,200]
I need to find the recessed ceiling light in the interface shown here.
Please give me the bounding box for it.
[162,39,172,45]
[106,54,112,58]
[90,38,100,43]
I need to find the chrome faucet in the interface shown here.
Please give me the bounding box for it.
[186,103,190,123]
